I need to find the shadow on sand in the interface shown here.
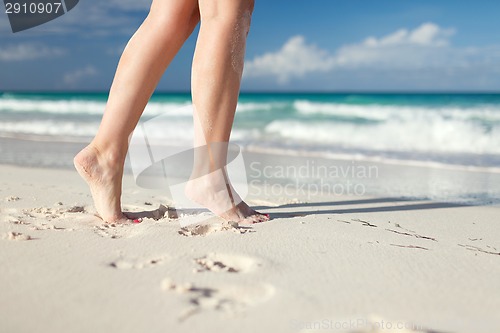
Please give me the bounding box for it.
[253,197,469,220]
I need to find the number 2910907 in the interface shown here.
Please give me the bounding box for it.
[5,2,63,14]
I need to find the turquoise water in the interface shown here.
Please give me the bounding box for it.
[1,91,499,169]
[1,91,499,205]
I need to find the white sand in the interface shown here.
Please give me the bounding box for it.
[1,164,500,333]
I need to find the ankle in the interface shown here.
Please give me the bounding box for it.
[89,141,127,167]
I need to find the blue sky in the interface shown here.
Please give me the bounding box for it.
[1,0,500,91]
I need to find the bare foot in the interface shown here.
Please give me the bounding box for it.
[185,169,269,224]
[74,144,128,223]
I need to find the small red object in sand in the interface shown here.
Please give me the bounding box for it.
[133,219,141,224]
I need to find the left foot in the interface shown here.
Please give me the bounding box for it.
[74,144,128,224]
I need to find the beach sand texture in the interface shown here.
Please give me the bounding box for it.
[1,164,499,333]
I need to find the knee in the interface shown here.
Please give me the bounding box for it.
[243,0,255,16]
[147,1,200,35]
[240,0,255,30]
[200,0,255,32]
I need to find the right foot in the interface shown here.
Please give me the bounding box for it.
[185,169,270,224]
[74,144,128,223]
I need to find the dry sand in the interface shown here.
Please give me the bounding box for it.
[1,164,499,333]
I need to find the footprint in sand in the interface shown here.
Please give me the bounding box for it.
[109,254,170,270]
[178,221,253,237]
[93,223,141,239]
[193,253,262,273]
[66,206,86,213]
[2,231,32,241]
[30,223,67,231]
[5,214,30,225]
[123,204,171,221]
[4,196,20,202]
[23,207,65,220]
[161,279,275,320]
[20,205,84,222]
[9,207,74,231]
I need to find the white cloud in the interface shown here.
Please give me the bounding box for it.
[0,43,65,61]
[334,22,458,70]
[363,22,455,47]
[244,36,336,83]
[244,22,472,83]
[63,65,98,85]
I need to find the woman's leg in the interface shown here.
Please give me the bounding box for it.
[186,0,269,224]
[74,0,200,223]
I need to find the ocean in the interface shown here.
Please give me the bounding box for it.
[1,91,499,204]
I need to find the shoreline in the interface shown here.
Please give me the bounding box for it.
[1,133,499,173]
[1,136,500,206]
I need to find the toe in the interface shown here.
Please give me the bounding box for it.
[249,212,269,224]
[104,213,130,224]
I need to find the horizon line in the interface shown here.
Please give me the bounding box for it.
[3,90,500,95]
